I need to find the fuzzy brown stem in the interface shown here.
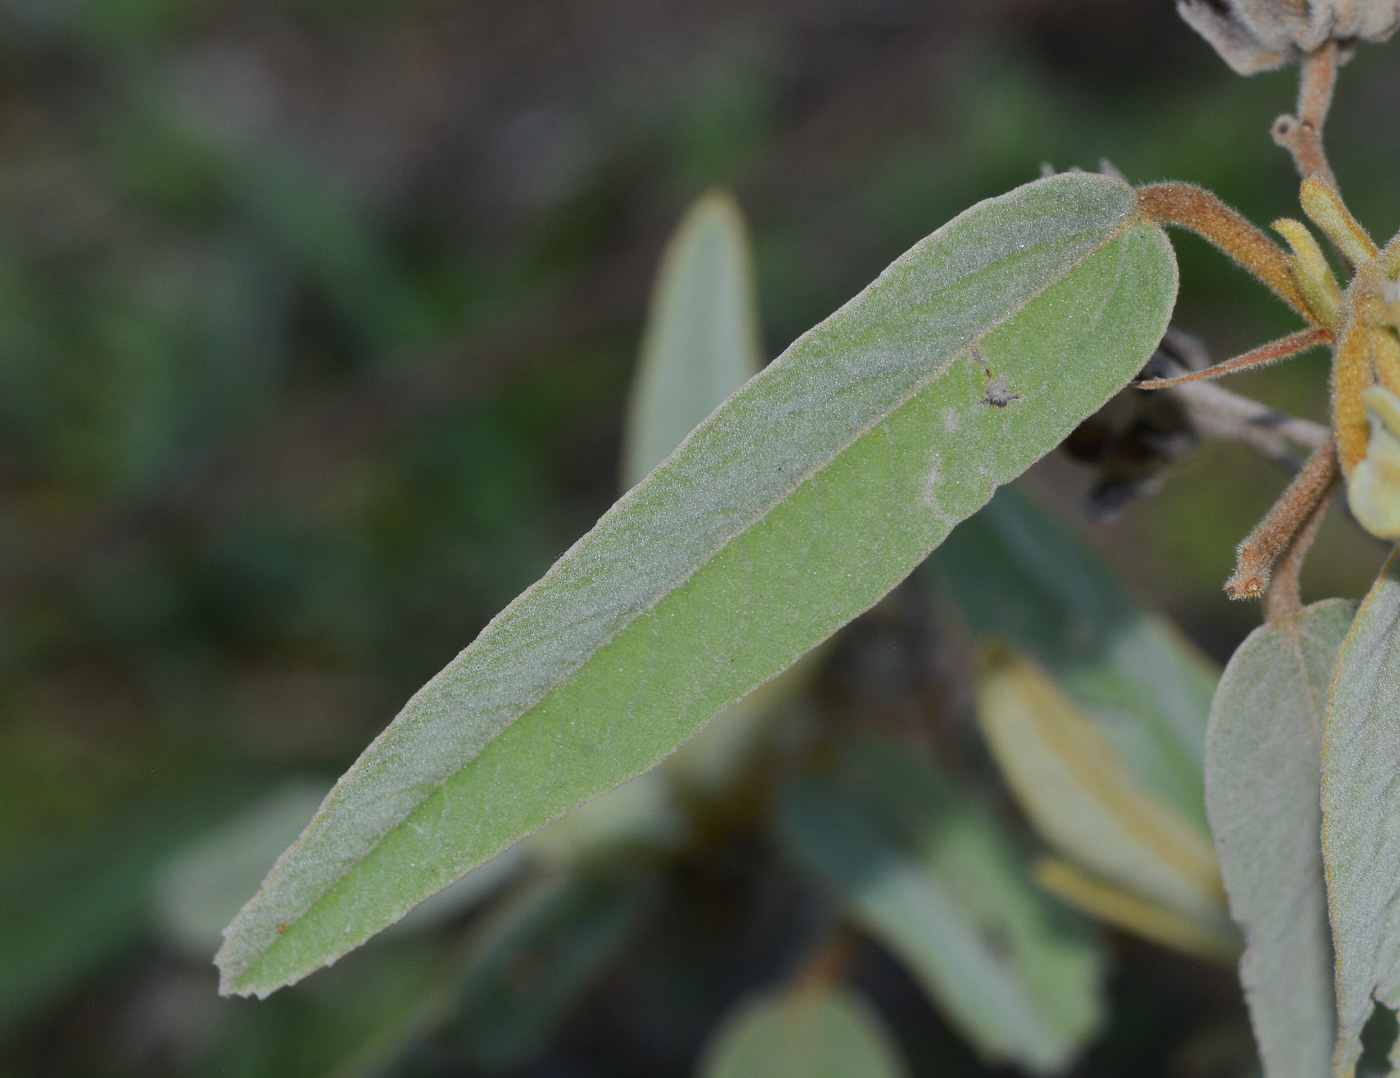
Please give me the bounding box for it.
[1137,327,1329,389]
[1271,42,1341,192]
[1136,183,1312,319]
[1226,439,1340,600]
[1261,468,1337,625]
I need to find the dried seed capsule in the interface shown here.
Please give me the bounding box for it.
[1177,0,1400,74]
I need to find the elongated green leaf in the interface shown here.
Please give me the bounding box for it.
[623,190,764,489]
[1322,551,1400,1078]
[522,191,778,860]
[778,742,1105,1074]
[153,782,523,958]
[635,190,818,800]
[217,172,1176,997]
[1207,600,1354,1078]
[697,986,910,1078]
[976,648,1234,951]
[932,487,1216,826]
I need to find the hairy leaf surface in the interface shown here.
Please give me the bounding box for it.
[521,190,780,862]
[697,986,910,1078]
[1207,600,1355,1078]
[217,172,1176,997]
[1323,551,1400,1077]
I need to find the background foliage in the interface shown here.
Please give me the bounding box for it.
[4,1,1400,1075]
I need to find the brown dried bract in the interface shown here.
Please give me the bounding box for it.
[1177,0,1400,75]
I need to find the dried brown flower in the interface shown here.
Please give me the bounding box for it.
[1177,0,1400,74]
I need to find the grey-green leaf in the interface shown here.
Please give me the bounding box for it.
[217,171,1176,998]
[153,782,523,959]
[696,986,910,1078]
[778,742,1106,1074]
[521,192,785,861]
[1322,550,1400,1078]
[623,190,764,489]
[523,190,775,860]
[1207,599,1355,1078]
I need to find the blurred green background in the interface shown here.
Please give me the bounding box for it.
[2,1,1397,1075]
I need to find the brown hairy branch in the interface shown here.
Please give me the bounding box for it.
[1271,42,1341,191]
[1152,327,1329,470]
[1262,472,1337,625]
[1137,326,1329,389]
[1136,183,1312,319]
[1226,439,1340,600]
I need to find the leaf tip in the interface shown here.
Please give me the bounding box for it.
[213,912,291,1000]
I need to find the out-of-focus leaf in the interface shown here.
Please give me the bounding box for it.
[190,938,460,1078]
[527,192,775,858]
[931,486,1216,825]
[976,647,1234,954]
[696,985,910,1078]
[1033,858,1238,963]
[622,190,764,489]
[447,866,658,1071]
[217,172,1177,998]
[154,783,332,959]
[0,792,241,1042]
[153,782,522,959]
[1207,599,1354,1078]
[1322,551,1400,1078]
[778,741,1105,1074]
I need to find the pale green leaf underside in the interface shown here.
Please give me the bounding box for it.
[697,986,910,1078]
[622,190,764,489]
[1322,550,1400,1078]
[217,172,1176,997]
[778,743,1105,1075]
[1207,600,1355,1078]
